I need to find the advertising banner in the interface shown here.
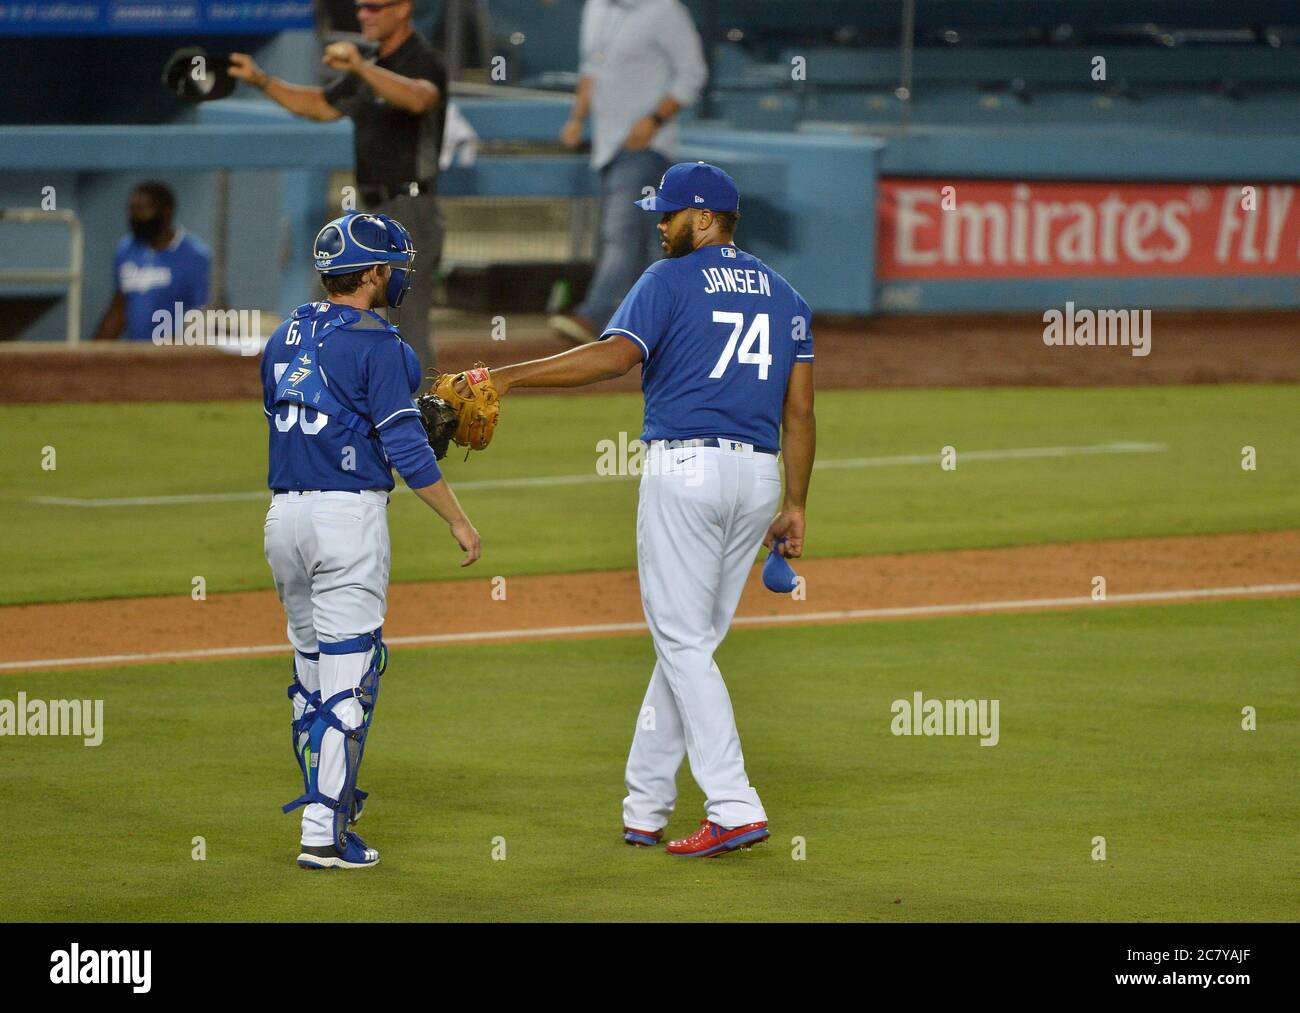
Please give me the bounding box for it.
[0,1,313,35]
[879,179,1300,280]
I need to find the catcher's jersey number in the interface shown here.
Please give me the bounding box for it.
[709,311,772,381]
[272,361,328,434]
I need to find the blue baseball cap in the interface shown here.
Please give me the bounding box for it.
[634,161,740,213]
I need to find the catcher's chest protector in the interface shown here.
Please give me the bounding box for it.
[273,304,382,439]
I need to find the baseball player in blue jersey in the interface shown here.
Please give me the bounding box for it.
[475,162,815,857]
[262,211,480,870]
[92,181,211,343]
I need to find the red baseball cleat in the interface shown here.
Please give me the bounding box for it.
[623,826,663,847]
[665,819,769,857]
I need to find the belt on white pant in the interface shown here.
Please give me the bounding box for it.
[649,438,778,457]
[271,489,390,505]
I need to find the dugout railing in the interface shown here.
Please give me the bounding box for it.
[0,208,83,344]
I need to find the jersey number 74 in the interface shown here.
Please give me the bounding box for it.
[709,311,772,381]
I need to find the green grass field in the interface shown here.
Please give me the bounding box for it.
[7,598,1297,921]
[1,384,1297,604]
[3,383,1297,921]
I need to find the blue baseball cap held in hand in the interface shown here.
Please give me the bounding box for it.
[762,539,799,594]
[634,161,740,213]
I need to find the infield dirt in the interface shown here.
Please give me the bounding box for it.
[6,308,1297,670]
[3,529,1296,671]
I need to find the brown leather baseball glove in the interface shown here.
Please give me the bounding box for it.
[425,364,500,452]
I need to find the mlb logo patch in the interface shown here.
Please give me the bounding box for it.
[721,247,736,258]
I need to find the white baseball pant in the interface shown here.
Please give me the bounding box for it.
[263,489,390,847]
[623,440,782,832]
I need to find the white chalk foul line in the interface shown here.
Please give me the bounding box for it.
[27,441,1167,508]
[2,579,1295,673]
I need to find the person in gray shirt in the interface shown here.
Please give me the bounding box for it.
[550,0,707,344]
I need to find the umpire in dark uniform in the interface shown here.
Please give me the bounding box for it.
[229,0,447,373]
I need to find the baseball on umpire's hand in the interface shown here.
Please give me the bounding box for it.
[324,42,361,70]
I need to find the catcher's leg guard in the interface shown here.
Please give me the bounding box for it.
[288,651,321,793]
[283,630,387,846]
[290,663,369,825]
[344,634,387,825]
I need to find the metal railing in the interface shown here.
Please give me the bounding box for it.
[0,208,83,344]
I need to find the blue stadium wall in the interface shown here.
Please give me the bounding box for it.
[2,1,1299,339]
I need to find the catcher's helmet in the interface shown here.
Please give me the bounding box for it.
[313,212,417,307]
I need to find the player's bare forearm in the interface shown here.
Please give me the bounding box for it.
[355,62,438,114]
[92,291,125,342]
[780,412,816,510]
[767,405,814,558]
[780,361,816,510]
[411,478,481,567]
[491,338,642,393]
[412,475,468,524]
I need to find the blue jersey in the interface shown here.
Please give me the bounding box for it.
[261,302,435,493]
[603,244,813,449]
[113,229,211,341]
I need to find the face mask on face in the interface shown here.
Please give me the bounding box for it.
[130,216,165,244]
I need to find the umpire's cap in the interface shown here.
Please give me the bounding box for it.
[634,162,740,213]
[162,47,236,102]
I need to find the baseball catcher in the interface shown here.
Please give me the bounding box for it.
[264,211,481,871]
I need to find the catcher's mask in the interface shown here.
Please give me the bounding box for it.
[313,213,416,307]
[162,47,236,103]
